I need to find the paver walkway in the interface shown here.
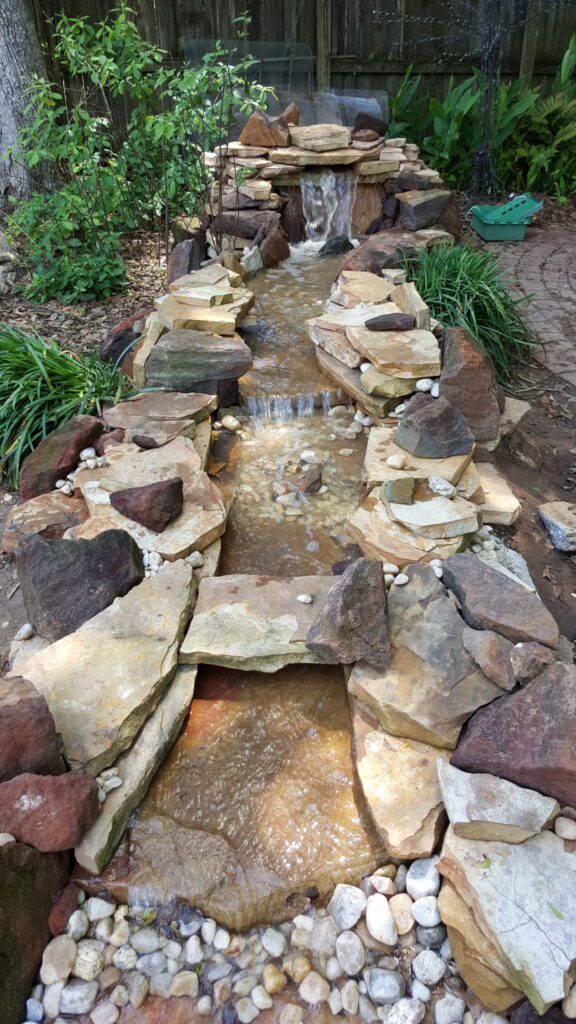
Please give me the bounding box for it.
[484,227,576,386]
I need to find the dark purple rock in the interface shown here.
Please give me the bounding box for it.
[512,1001,572,1024]
[365,312,416,332]
[167,237,205,286]
[0,676,64,782]
[439,327,500,443]
[306,558,390,667]
[397,189,452,230]
[110,477,184,533]
[395,393,474,458]
[319,236,354,257]
[354,112,388,136]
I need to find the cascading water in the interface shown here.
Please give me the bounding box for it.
[300,169,357,243]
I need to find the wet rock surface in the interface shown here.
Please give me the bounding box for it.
[305,558,390,667]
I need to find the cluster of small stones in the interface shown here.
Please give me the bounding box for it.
[25,857,497,1024]
[93,767,123,806]
[54,448,107,497]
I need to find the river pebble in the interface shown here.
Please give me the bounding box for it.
[412,949,446,986]
[364,968,405,1005]
[411,896,441,927]
[328,883,367,931]
[41,936,77,985]
[299,970,330,1004]
[435,992,466,1024]
[91,1003,120,1024]
[406,858,441,900]
[555,816,576,840]
[73,939,104,981]
[336,929,365,975]
[341,978,360,1014]
[60,978,99,1014]
[388,997,426,1024]
[85,897,116,922]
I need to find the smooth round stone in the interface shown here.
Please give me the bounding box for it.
[394,866,408,893]
[309,916,337,958]
[163,939,182,960]
[296,593,313,604]
[214,927,231,950]
[341,979,360,1015]
[252,985,273,1010]
[416,924,446,949]
[410,979,431,1003]
[66,909,90,941]
[382,564,400,575]
[201,918,217,944]
[95,917,114,943]
[283,955,312,983]
[329,987,343,1015]
[389,894,414,936]
[124,972,148,1008]
[41,935,77,985]
[262,927,286,957]
[60,979,99,1015]
[364,968,406,1005]
[85,897,116,922]
[130,927,161,954]
[262,964,288,994]
[91,1003,120,1024]
[412,949,446,986]
[386,454,406,469]
[222,415,241,432]
[170,971,199,998]
[107,981,127,1006]
[326,955,344,980]
[112,945,138,971]
[184,935,203,964]
[280,1006,304,1024]
[336,929,365,976]
[563,987,576,1018]
[300,450,319,465]
[428,477,456,498]
[387,997,426,1024]
[197,996,213,1015]
[411,896,441,928]
[359,994,378,1021]
[150,972,174,998]
[291,927,311,949]
[80,447,97,461]
[555,816,576,840]
[329,405,352,418]
[25,998,43,1023]
[299,971,330,1004]
[233,973,258,996]
[43,981,65,1017]
[73,940,104,982]
[477,1016,509,1024]
[136,951,167,976]
[178,908,203,938]
[416,379,433,393]
[15,622,34,641]
[365,894,398,946]
[204,962,233,983]
[440,938,452,960]
[328,883,367,931]
[109,919,130,947]
[435,993,465,1024]
[406,858,440,900]
[392,574,409,586]
[292,914,314,932]
[370,876,396,897]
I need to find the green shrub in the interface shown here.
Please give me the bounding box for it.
[0,325,130,487]
[405,245,535,382]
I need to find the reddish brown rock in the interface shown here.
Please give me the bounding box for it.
[0,772,99,852]
[511,1001,573,1024]
[353,128,381,143]
[462,627,516,691]
[395,393,474,458]
[0,842,68,1024]
[295,466,322,495]
[239,110,290,148]
[365,312,416,332]
[0,676,64,782]
[48,881,79,936]
[437,194,462,241]
[439,327,500,443]
[282,101,300,126]
[442,555,560,648]
[451,663,576,807]
[110,477,184,533]
[100,308,154,366]
[306,558,390,667]
[259,225,291,269]
[354,112,388,136]
[212,209,280,240]
[341,232,418,274]
[280,188,306,243]
[19,416,104,501]
[510,641,557,684]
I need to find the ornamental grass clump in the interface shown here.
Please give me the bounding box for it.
[405,244,535,382]
[0,325,129,487]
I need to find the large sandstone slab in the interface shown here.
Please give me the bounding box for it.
[346,490,463,568]
[388,494,479,539]
[290,124,351,151]
[75,665,198,874]
[330,272,394,308]
[180,575,337,671]
[363,426,472,490]
[438,827,576,1013]
[476,463,521,525]
[352,699,449,859]
[442,555,560,648]
[69,438,227,560]
[361,366,417,398]
[1,491,88,554]
[272,147,364,166]
[348,564,506,748]
[315,347,397,422]
[11,562,195,774]
[390,282,430,330]
[103,391,217,446]
[144,328,253,392]
[451,663,576,806]
[438,879,524,1013]
[438,759,559,843]
[346,327,441,378]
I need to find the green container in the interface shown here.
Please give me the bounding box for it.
[470,193,543,242]
[470,213,528,241]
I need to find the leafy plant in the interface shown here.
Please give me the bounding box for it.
[0,325,129,486]
[405,245,535,382]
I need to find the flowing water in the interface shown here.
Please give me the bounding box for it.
[300,169,358,243]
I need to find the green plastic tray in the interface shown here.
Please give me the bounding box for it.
[470,213,528,241]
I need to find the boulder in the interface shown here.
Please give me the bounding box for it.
[365,312,416,332]
[305,558,390,667]
[395,394,474,458]
[100,307,154,366]
[352,699,449,859]
[0,771,99,851]
[212,209,280,240]
[282,101,300,125]
[397,190,452,230]
[319,236,354,256]
[110,477,184,533]
[341,232,418,274]
[12,562,196,774]
[451,662,576,806]
[19,416,104,500]
[16,530,145,641]
[259,225,290,268]
[144,328,253,397]
[439,327,501,443]
[437,759,559,842]
[438,827,576,1014]
[0,676,64,782]
[348,564,506,748]
[539,501,576,552]
[167,237,205,285]
[442,555,560,648]
[0,842,68,1024]
[239,110,290,148]
[1,491,88,555]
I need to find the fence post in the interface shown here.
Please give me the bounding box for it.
[520,0,541,84]
[316,0,331,89]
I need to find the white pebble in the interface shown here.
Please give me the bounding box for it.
[15,623,34,641]
[382,563,400,575]
[297,593,313,604]
[411,896,441,927]
[184,935,203,964]
[55,479,66,490]
[432,565,443,579]
[300,450,319,465]
[360,362,373,372]
[392,573,409,586]
[386,454,406,469]
[428,477,455,498]
[201,918,216,944]
[84,897,115,922]
[197,995,212,1015]
[430,383,440,398]
[222,415,241,432]
[214,927,230,950]
[406,858,441,899]
[186,550,204,568]
[555,816,576,840]
[416,379,433,392]
[384,574,395,587]
[0,832,15,846]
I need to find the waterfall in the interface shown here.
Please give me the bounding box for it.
[300,170,357,243]
[245,393,318,424]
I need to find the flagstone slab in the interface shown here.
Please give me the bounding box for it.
[330,272,394,308]
[500,396,531,437]
[352,698,450,859]
[180,574,339,671]
[361,366,417,398]
[290,124,352,151]
[75,665,198,874]
[437,760,559,843]
[103,391,217,446]
[169,263,243,291]
[346,490,463,568]
[438,826,576,1013]
[11,562,195,775]
[348,564,506,748]
[390,282,430,330]
[132,313,166,388]
[271,146,365,166]
[363,426,473,490]
[144,329,253,392]
[1,492,88,554]
[388,494,480,539]
[476,463,521,525]
[315,348,397,422]
[346,327,441,378]
[154,295,238,334]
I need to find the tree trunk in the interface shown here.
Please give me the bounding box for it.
[0,0,47,205]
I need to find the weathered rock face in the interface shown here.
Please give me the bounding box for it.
[16,530,145,641]
[0,676,64,782]
[348,565,506,748]
[438,826,576,1014]
[462,626,516,691]
[0,771,99,851]
[539,500,576,552]
[166,237,205,286]
[0,842,68,1024]
[437,879,523,1013]
[352,699,449,859]
[451,663,576,806]
[19,416,104,500]
[1,491,88,555]
[110,477,184,533]
[239,110,290,148]
[290,124,351,151]
[144,329,253,397]
[346,490,462,568]
[341,232,418,274]
[180,574,337,672]
[397,189,452,230]
[13,562,196,774]
[259,225,291,269]
[78,666,385,930]
[395,394,474,458]
[103,391,217,446]
[437,759,559,843]
[213,208,280,240]
[305,559,390,667]
[442,555,560,648]
[439,327,501,443]
[347,327,441,379]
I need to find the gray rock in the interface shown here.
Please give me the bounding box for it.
[406,858,440,900]
[364,968,406,1005]
[328,883,367,931]
[539,501,576,552]
[26,998,44,1023]
[306,558,390,668]
[387,997,426,1024]
[434,993,466,1024]
[136,951,168,976]
[145,329,253,396]
[59,979,99,1014]
[411,949,446,986]
[395,394,474,459]
[416,925,446,949]
[336,929,366,975]
[309,915,338,958]
[411,897,441,927]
